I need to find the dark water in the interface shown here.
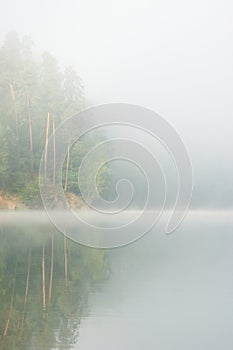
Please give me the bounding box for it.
[0,211,233,349]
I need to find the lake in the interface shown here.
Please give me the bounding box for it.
[0,210,233,349]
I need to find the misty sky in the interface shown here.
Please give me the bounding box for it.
[0,0,233,206]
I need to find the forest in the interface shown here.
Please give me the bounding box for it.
[0,32,110,208]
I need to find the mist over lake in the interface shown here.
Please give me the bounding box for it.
[0,211,233,349]
[0,0,232,348]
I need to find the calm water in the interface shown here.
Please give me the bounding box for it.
[0,211,233,349]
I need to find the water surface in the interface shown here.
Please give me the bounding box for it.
[0,211,232,349]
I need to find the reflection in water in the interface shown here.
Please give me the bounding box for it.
[1,211,233,350]
[0,221,108,350]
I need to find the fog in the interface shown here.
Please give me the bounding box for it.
[1,0,232,207]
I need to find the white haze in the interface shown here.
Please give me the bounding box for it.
[0,0,232,207]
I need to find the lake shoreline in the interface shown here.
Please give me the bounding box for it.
[0,190,86,210]
[0,191,25,210]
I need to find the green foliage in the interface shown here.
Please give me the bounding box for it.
[19,178,41,208]
[0,32,111,206]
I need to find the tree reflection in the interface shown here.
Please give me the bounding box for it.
[0,224,108,349]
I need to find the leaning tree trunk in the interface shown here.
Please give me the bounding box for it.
[48,234,54,307]
[52,115,56,186]
[25,88,34,175]
[3,269,16,337]
[64,140,70,192]
[44,112,50,177]
[64,234,69,294]
[8,82,20,156]
[20,247,31,336]
[42,243,46,310]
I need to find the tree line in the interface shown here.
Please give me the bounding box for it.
[0,32,110,207]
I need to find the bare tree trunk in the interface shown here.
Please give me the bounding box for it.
[20,247,31,336]
[52,115,56,185]
[42,244,46,310]
[64,140,70,192]
[3,273,16,337]
[48,235,54,307]
[25,88,34,175]
[8,82,20,156]
[64,234,68,294]
[44,112,50,177]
